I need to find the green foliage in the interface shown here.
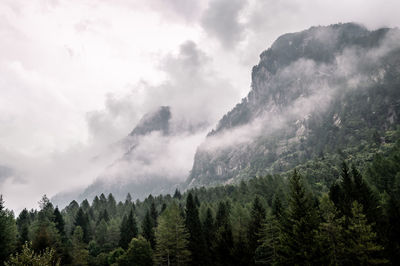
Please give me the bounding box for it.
[117,237,153,266]
[5,242,60,266]
[0,195,17,264]
[155,202,191,266]
[119,209,138,250]
[342,202,387,265]
[279,171,319,265]
[185,193,206,266]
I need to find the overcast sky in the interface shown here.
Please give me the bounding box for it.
[1,0,400,212]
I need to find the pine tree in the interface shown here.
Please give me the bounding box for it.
[342,201,387,265]
[248,196,266,259]
[150,201,158,227]
[119,209,138,249]
[71,226,89,265]
[155,202,191,266]
[142,210,156,249]
[53,207,65,236]
[279,170,319,265]
[316,194,345,265]
[255,212,281,265]
[16,208,30,247]
[0,195,17,264]
[185,193,206,266]
[74,208,90,243]
[202,208,216,261]
[173,188,182,199]
[215,201,234,266]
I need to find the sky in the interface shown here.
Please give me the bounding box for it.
[1,0,400,212]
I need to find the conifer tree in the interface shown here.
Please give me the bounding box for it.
[248,196,266,258]
[16,208,30,247]
[316,194,345,265]
[0,195,17,264]
[279,171,319,265]
[74,208,90,243]
[53,207,65,236]
[255,212,281,265]
[185,193,206,266]
[215,201,234,266]
[71,226,89,265]
[142,210,156,249]
[119,209,138,249]
[342,201,387,265]
[150,202,158,227]
[155,202,191,266]
[202,208,216,260]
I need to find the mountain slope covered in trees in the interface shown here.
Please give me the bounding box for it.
[187,23,400,189]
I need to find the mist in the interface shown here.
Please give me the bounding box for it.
[1,0,400,212]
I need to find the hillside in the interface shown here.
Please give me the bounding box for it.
[187,23,400,189]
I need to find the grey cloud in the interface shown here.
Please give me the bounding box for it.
[201,0,247,48]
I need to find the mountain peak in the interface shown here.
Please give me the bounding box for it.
[129,106,171,136]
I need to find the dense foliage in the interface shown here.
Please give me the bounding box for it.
[1,141,400,265]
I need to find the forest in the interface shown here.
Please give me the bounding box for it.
[1,140,400,266]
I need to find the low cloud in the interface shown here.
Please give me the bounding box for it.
[201,0,247,49]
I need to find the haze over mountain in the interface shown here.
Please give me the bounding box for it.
[2,0,400,212]
[51,23,400,208]
[187,23,400,188]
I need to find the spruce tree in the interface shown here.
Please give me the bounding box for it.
[155,202,191,266]
[248,196,266,259]
[0,196,17,264]
[150,202,158,227]
[185,193,206,266]
[202,208,216,261]
[142,210,156,249]
[74,208,90,243]
[255,212,281,265]
[16,208,30,247]
[279,171,319,265]
[53,207,65,236]
[215,201,234,266]
[119,209,139,249]
[343,201,387,265]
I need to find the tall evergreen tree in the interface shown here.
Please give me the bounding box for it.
[279,171,319,265]
[155,202,191,266]
[215,201,234,266]
[142,210,156,249]
[150,202,158,227]
[119,209,139,249]
[0,195,17,264]
[185,193,206,266]
[202,208,216,261]
[342,201,387,265]
[255,212,281,265]
[16,208,30,247]
[53,207,65,236]
[248,196,266,260]
[74,208,90,243]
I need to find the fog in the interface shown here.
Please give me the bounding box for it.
[1,0,400,212]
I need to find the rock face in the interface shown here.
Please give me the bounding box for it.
[53,106,179,206]
[186,23,400,188]
[129,106,171,136]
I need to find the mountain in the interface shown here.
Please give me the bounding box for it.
[186,23,400,189]
[52,106,180,206]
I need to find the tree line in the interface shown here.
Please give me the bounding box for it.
[1,146,400,265]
